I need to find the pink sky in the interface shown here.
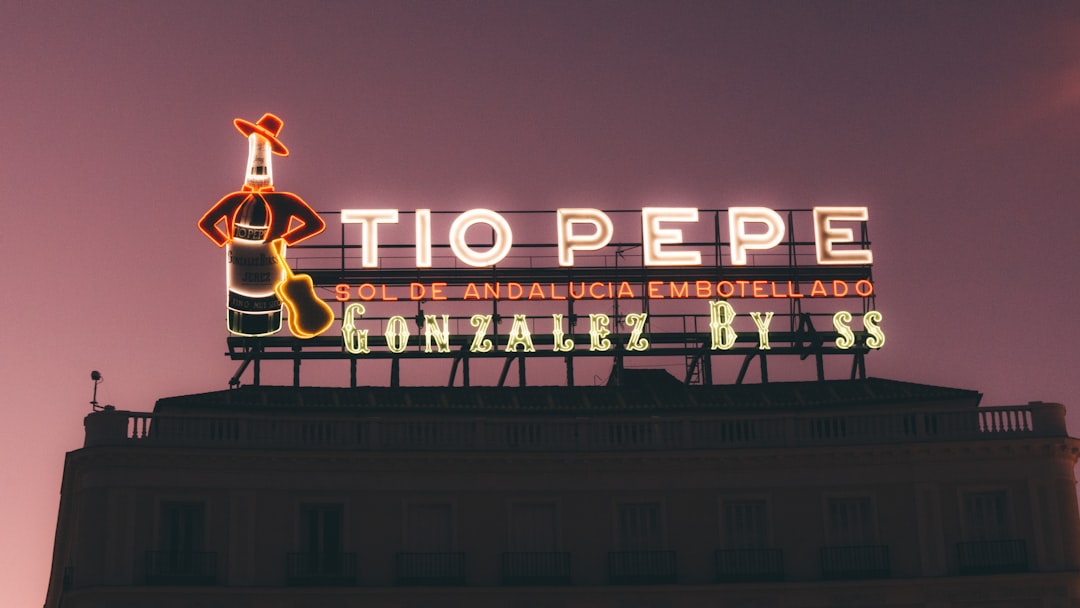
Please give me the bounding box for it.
[3,2,1080,605]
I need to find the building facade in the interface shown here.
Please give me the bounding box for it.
[45,377,1080,607]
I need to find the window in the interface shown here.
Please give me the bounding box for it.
[509,502,558,552]
[300,503,344,558]
[826,496,876,545]
[723,500,769,549]
[406,503,454,552]
[963,491,1009,541]
[160,502,206,556]
[504,502,569,585]
[288,503,353,584]
[295,503,347,579]
[610,502,675,584]
[398,503,463,586]
[957,491,1026,574]
[821,496,887,579]
[617,502,663,551]
[148,501,215,584]
[716,499,783,582]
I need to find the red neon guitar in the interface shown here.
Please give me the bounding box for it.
[270,239,335,338]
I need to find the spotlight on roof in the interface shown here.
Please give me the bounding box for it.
[90,370,104,411]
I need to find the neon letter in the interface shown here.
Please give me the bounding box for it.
[552,314,575,352]
[729,207,785,265]
[833,311,855,350]
[749,311,773,350]
[624,313,649,352]
[557,208,613,266]
[385,315,410,353]
[589,313,612,351]
[505,314,536,352]
[341,209,399,268]
[415,209,432,268]
[469,314,493,353]
[642,207,701,266]
[709,300,736,350]
[423,314,451,353]
[341,303,370,354]
[813,207,872,265]
[864,310,885,349]
[449,209,513,267]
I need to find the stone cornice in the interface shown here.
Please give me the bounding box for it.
[64,436,1080,478]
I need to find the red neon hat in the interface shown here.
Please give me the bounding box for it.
[233,113,289,156]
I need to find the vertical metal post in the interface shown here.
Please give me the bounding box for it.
[566,298,575,387]
[292,345,301,387]
[787,210,798,333]
[713,210,723,268]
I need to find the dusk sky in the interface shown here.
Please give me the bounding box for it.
[4,1,1080,605]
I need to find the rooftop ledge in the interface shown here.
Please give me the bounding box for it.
[82,402,1069,452]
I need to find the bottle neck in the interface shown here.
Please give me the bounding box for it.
[244,134,273,189]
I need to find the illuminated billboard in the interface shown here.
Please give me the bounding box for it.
[199,114,882,386]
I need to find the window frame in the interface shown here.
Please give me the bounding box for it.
[505,498,562,552]
[401,499,457,553]
[821,493,879,547]
[958,488,1013,542]
[612,498,667,552]
[718,495,773,549]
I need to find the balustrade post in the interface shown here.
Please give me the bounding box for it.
[1027,403,1067,437]
[368,419,380,449]
[784,416,797,446]
[83,408,132,447]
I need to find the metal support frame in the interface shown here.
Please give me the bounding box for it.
[222,208,877,389]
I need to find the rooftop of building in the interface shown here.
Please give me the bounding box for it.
[153,376,982,416]
[75,376,1070,452]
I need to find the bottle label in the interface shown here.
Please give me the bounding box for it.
[227,239,283,304]
[233,224,268,241]
[228,292,281,312]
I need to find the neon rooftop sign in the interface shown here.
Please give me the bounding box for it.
[198,113,884,387]
[336,206,872,269]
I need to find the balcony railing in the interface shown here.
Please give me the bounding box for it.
[820,545,890,579]
[608,550,677,584]
[501,552,572,585]
[85,403,1064,452]
[396,552,466,586]
[714,548,784,582]
[286,552,357,586]
[144,550,217,585]
[957,539,1028,575]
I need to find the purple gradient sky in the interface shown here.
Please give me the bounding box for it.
[4,1,1080,605]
